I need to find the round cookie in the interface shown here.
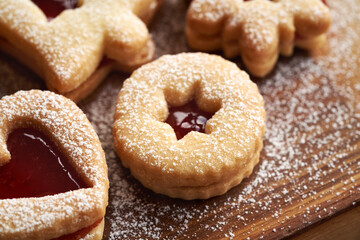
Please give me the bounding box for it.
[113,53,266,200]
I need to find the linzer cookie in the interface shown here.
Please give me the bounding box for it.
[0,90,109,239]
[0,0,162,102]
[186,0,331,77]
[113,53,266,200]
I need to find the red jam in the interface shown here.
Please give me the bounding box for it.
[165,101,213,140]
[54,218,102,240]
[295,31,305,40]
[98,56,114,68]
[0,128,88,200]
[32,0,78,21]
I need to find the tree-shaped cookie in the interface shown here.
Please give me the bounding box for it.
[186,0,331,77]
[0,0,162,102]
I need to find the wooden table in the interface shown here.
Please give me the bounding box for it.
[0,0,359,239]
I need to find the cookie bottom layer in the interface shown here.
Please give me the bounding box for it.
[0,37,155,102]
[152,142,262,200]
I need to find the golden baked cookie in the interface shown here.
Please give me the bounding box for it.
[186,0,332,77]
[113,53,266,200]
[0,0,163,102]
[0,90,109,239]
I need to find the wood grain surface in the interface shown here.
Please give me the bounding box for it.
[293,205,360,240]
[0,0,359,239]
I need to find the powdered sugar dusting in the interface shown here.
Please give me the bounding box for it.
[187,0,331,77]
[113,52,265,200]
[0,0,156,93]
[0,90,108,239]
[0,90,107,186]
[0,0,359,239]
[313,0,360,115]
[230,1,284,51]
[187,0,330,52]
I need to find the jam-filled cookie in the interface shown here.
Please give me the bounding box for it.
[113,53,266,200]
[0,0,162,102]
[186,0,331,77]
[0,90,109,239]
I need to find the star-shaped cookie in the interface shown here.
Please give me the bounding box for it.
[186,0,331,77]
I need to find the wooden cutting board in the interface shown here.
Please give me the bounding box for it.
[0,0,359,239]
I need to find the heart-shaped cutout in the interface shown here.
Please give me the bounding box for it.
[0,128,88,200]
[0,90,108,240]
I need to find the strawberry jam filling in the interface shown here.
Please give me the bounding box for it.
[165,101,213,140]
[32,0,78,21]
[0,128,88,200]
[98,56,114,68]
[295,31,306,40]
[54,218,102,240]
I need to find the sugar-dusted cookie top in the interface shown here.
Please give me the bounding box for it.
[113,53,266,200]
[186,0,331,77]
[0,0,162,101]
[0,90,108,239]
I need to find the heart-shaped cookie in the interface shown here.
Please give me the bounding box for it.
[0,90,109,239]
[0,0,162,102]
